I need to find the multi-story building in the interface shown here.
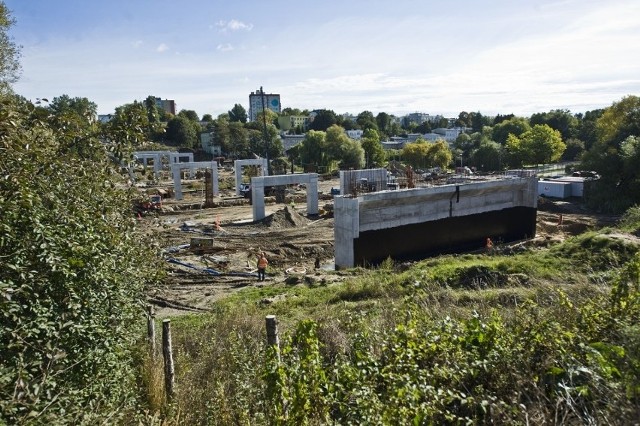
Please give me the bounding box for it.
[154,97,176,116]
[278,115,310,131]
[249,88,281,121]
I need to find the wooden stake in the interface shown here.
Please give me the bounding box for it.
[147,305,156,357]
[162,319,175,401]
[265,315,280,362]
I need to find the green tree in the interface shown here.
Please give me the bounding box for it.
[0,2,20,93]
[471,140,503,171]
[48,95,97,122]
[492,116,530,145]
[401,140,430,169]
[178,109,200,122]
[166,115,198,148]
[309,109,337,131]
[375,112,392,136]
[228,121,249,158]
[103,101,151,154]
[357,110,378,131]
[338,137,365,170]
[299,130,327,170]
[0,94,161,424]
[530,109,579,141]
[426,140,453,170]
[581,96,640,211]
[228,103,248,123]
[360,128,386,168]
[562,138,585,161]
[520,124,566,165]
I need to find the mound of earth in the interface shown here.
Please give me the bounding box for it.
[261,206,309,228]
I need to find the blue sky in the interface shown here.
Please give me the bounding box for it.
[6,0,640,119]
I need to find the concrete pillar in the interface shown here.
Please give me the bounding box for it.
[251,177,266,220]
[334,196,359,269]
[306,174,319,215]
[171,163,183,200]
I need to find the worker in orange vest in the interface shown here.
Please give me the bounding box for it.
[257,252,269,281]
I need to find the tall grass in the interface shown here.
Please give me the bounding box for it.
[135,209,640,424]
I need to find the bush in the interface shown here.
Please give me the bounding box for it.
[0,95,161,423]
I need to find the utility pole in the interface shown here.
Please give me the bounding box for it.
[260,86,271,174]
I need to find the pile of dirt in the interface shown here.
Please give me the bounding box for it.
[262,206,309,228]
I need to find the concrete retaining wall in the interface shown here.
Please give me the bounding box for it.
[334,177,538,268]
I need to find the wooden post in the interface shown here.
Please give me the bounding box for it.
[265,314,280,362]
[162,319,175,401]
[147,305,156,357]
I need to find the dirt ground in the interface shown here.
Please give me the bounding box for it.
[138,170,620,317]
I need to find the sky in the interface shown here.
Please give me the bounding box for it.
[5,0,640,119]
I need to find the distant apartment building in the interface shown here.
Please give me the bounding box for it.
[433,127,464,142]
[154,97,176,116]
[402,112,445,127]
[249,88,281,121]
[278,115,310,131]
[200,132,222,156]
[346,129,364,140]
[98,114,114,123]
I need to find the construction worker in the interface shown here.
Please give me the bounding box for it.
[486,237,494,252]
[257,252,268,281]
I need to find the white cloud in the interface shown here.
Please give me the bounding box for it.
[215,19,253,33]
[156,43,169,53]
[217,43,234,52]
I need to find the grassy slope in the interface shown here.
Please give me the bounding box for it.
[140,208,640,424]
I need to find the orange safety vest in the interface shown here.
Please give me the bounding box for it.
[257,256,268,269]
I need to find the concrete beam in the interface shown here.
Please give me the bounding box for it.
[234,159,268,196]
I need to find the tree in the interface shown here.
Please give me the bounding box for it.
[357,111,378,131]
[376,112,392,136]
[580,96,640,211]
[227,121,249,158]
[228,103,248,123]
[470,140,503,171]
[1,94,161,423]
[426,140,453,171]
[143,95,160,124]
[103,101,151,153]
[0,3,20,93]
[309,109,337,131]
[299,130,327,170]
[166,115,198,148]
[492,116,530,145]
[178,109,200,122]
[401,140,430,169]
[562,138,585,161]
[338,137,365,170]
[360,128,386,168]
[505,124,565,167]
[530,109,579,141]
[48,95,97,121]
[325,124,351,162]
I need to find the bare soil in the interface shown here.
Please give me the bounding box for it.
[138,171,620,317]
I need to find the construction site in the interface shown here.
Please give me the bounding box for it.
[133,154,617,316]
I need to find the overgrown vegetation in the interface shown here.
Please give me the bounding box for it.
[141,215,640,425]
[0,94,162,423]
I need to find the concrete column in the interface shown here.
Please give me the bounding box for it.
[334,196,359,269]
[235,161,243,196]
[306,174,319,215]
[153,153,161,178]
[211,161,219,196]
[251,177,266,220]
[171,163,183,200]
